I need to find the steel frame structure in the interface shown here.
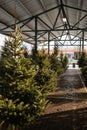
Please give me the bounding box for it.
[0,0,87,53]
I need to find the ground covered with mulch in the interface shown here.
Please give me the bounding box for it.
[28,68,87,130]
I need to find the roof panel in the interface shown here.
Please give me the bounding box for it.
[20,0,43,15]
[0,7,14,25]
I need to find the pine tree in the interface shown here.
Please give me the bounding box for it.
[78,52,87,67]
[20,45,29,58]
[32,49,57,94]
[60,52,64,62]
[0,27,46,129]
[54,45,59,56]
[62,55,69,69]
[50,53,64,76]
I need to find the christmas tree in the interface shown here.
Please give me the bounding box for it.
[32,49,57,94]
[0,27,46,129]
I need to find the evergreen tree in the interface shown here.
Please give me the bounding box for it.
[50,52,64,76]
[32,49,57,94]
[78,52,87,67]
[60,52,68,70]
[62,55,69,69]
[60,52,64,63]
[0,27,46,129]
[78,52,87,81]
[20,45,29,58]
[54,45,59,56]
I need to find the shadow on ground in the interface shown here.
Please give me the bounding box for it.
[47,92,87,104]
[28,106,87,130]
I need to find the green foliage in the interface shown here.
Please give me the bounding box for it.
[60,52,64,63]
[50,53,64,76]
[20,46,29,58]
[54,46,59,56]
[78,52,87,67]
[81,66,87,80]
[31,46,38,64]
[32,49,57,94]
[60,52,68,70]
[62,55,69,69]
[0,27,47,129]
[78,52,87,83]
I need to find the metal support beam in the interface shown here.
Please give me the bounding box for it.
[6,28,86,32]
[79,38,82,54]
[62,33,67,45]
[50,32,64,45]
[72,31,82,41]
[20,17,34,28]
[48,32,50,54]
[64,4,87,14]
[59,24,66,41]
[38,44,83,46]
[60,0,72,46]
[53,7,61,29]
[37,31,47,39]
[35,16,38,52]
[38,16,52,30]
[82,31,84,52]
[72,14,87,29]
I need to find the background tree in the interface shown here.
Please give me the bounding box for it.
[62,55,69,69]
[78,52,87,67]
[78,52,87,82]
[20,45,29,58]
[54,45,59,56]
[32,49,57,94]
[50,48,64,76]
[60,51,64,63]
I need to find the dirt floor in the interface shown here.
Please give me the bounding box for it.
[28,66,87,130]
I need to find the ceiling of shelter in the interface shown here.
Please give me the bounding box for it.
[0,0,87,46]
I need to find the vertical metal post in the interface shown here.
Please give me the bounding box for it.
[78,38,81,58]
[54,40,56,49]
[80,38,81,53]
[35,16,38,52]
[54,40,56,53]
[48,31,50,54]
[82,31,84,52]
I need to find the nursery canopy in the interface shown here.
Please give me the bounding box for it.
[0,0,87,50]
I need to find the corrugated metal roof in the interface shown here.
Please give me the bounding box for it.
[0,0,87,46]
